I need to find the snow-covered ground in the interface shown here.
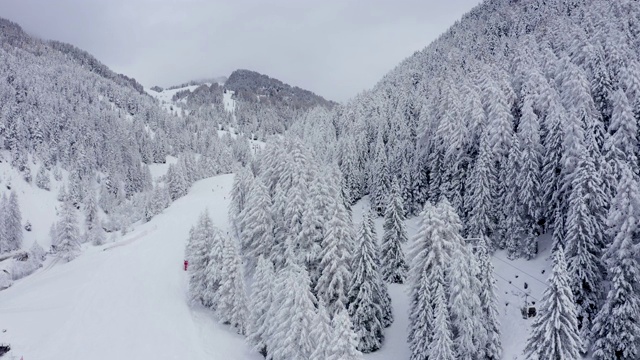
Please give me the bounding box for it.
[0,170,550,359]
[0,174,259,360]
[351,198,552,360]
[0,157,70,250]
[223,90,236,113]
[145,84,204,117]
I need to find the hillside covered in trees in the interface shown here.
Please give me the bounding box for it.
[1,0,640,359]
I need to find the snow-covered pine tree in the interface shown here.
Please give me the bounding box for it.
[29,240,46,262]
[35,166,50,190]
[476,237,502,359]
[407,201,452,360]
[186,211,216,306]
[483,77,515,250]
[464,134,496,247]
[88,218,106,246]
[348,211,386,353]
[68,171,84,209]
[315,202,353,316]
[229,166,254,238]
[564,151,605,344]
[298,175,334,285]
[4,191,23,252]
[504,137,525,259]
[166,163,188,201]
[428,281,455,360]
[524,247,582,360]
[267,262,317,360]
[591,166,640,360]
[310,301,334,360]
[239,178,273,271]
[56,199,81,261]
[381,181,408,284]
[83,186,100,243]
[327,306,363,360]
[448,239,484,360]
[602,88,638,193]
[516,97,543,259]
[0,194,7,253]
[246,256,275,356]
[371,132,391,216]
[216,233,247,334]
[281,163,308,267]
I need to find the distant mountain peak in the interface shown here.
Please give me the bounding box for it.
[225,69,335,109]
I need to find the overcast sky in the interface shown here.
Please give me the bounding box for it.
[0,0,481,102]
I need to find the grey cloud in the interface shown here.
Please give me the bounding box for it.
[0,0,482,102]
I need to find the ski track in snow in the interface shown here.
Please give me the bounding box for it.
[0,174,260,360]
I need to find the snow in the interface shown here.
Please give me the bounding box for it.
[0,174,260,360]
[145,84,202,117]
[0,158,68,250]
[148,155,178,180]
[223,90,236,113]
[351,197,554,360]
[1,170,555,360]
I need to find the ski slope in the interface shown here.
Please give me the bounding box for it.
[0,174,260,360]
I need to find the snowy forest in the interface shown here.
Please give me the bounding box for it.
[2,0,640,359]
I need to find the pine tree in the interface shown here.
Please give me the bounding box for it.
[315,202,353,316]
[68,171,84,209]
[186,211,218,307]
[381,182,408,284]
[247,256,275,356]
[56,199,81,262]
[448,241,483,360]
[281,165,308,267]
[4,191,23,252]
[35,166,50,191]
[524,247,582,360]
[298,175,334,285]
[327,306,363,360]
[310,302,334,360]
[564,152,605,343]
[591,167,640,360]
[541,97,565,233]
[504,139,525,259]
[477,237,502,359]
[408,202,452,360]
[517,97,543,259]
[428,281,455,360]
[167,163,188,201]
[603,88,638,189]
[229,166,254,237]
[239,179,273,271]
[216,234,247,334]
[464,135,496,247]
[267,263,317,360]
[0,194,7,253]
[199,225,226,308]
[371,133,391,216]
[348,211,386,353]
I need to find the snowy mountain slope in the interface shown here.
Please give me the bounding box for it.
[146,84,204,116]
[0,169,557,360]
[0,174,260,360]
[351,198,553,360]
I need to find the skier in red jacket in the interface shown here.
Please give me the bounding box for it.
[184,260,188,271]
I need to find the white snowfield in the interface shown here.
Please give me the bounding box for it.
[0,174,259,360]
